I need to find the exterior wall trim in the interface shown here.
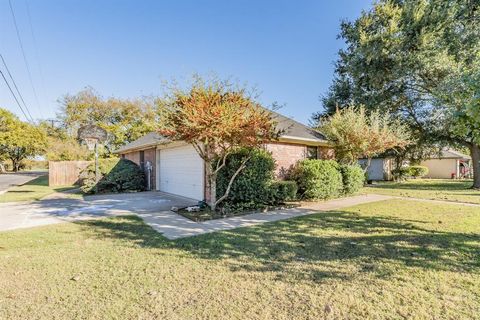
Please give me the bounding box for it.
[278,136,330,146]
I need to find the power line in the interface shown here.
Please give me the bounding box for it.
[8,0,43,119]
[0,53,34,122]
[0,68,33,122]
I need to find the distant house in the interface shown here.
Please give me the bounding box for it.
[420,149,472,179]
[115,110,333,200]
[359,158,395,181]
[361,149,472,181]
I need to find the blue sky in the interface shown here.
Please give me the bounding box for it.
[0,0,371,124]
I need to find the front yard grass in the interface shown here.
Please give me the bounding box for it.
[1,199,479,319]
[363,178,480,204]
[0,175,78,203]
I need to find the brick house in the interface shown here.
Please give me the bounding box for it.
[115,110,332,200]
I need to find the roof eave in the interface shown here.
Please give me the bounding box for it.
[114,143,159,154]
[115,135,331,154]
[278,135,331,146]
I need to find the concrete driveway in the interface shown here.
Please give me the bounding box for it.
[0,191,197,232]
[0,171,46,193]
[0,189,394,240]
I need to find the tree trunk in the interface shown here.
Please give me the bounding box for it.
[470,144,480,189]
[0,162,5,173]
[11,158,19,172]
[205,160,218,211]
[362,157,372,173]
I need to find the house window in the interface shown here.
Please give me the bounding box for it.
[140,150,145,169]
[306,146,318,159]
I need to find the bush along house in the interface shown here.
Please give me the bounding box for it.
[115,110,332,200]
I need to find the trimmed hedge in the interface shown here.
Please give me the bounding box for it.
[269,180,298,203]
[80,158,145,194]
[216,148,297,211]
[290,159,343,200]
[408,165,429,178]
[340,164,365,195]
[216,148,275,208]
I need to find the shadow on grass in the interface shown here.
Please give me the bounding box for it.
[78,215,169,249]
[368,180,475,192]
[76,211,480,281]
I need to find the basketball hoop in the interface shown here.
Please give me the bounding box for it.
[78,124,108,147]
[84,137,98,151]
[77,124,108,192]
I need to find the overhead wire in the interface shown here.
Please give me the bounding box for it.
[0,53,34,122]
[0,68,33,122]
[8,0,43,119]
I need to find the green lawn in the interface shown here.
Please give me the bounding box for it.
[363,179,480,204]
[1,199,479,319]
[0,175,78,203]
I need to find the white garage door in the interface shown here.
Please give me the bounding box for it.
[158,144,204,200]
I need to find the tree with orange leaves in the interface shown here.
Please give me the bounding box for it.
[158,77,280,211]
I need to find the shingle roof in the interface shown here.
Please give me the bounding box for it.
[431,149,471,160]
[115,132,167,153]
[270,110,328,142]
[114,109,328,154]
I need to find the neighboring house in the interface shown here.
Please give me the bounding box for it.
[359,158,395,181]
[420,149,472,179]
[361,149,472,181]
[115,111,332,200]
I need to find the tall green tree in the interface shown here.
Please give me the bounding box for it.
[317,0,480,187]
[58,87,158,154]
[0,108,47,172]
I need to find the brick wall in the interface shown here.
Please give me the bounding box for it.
[123,151,140,164]
[265,142,308,178]
[120,147,156,190]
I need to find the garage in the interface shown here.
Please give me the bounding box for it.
[156,143,204,200]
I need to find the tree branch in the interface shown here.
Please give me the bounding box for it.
[191,141,206,160]
[214,156,250,206]
[213,151,230,175]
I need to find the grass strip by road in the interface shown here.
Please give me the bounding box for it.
[0,175,78,203]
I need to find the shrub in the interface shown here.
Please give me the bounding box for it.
[290,159,343,200]
[80,158,145,194]
[340,164,365,195]
[408,165,429,178]
[391,167,410,181]
[216,148,275,210]
[269,180,298,203]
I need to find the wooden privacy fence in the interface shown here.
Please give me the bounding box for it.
[49,161,92,186]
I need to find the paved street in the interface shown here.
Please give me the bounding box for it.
[0,171,46,193]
